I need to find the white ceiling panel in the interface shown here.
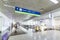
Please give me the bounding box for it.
[0,0,60,22]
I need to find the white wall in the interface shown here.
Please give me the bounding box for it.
[0,12,12,32]
[0,16,3,31]
[40,8,60,19]
[52,8,60,28]
[40,8,60,28]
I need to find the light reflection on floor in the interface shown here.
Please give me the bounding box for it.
[9,30,60,40]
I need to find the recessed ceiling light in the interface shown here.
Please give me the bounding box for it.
[50,0,59,4]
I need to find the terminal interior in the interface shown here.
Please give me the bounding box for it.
[0,0,60,40]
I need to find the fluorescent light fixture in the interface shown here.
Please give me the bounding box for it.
[40,8,44,11]
[3,0,8,1]
[4,4,14,8]
[50,0,59,4]
[40,9,44,11]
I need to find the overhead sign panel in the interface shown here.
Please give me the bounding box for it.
[15,6,41,16]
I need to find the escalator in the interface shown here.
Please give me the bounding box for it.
[10,26,28,36]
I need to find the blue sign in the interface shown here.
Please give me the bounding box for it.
[15,6,41,16]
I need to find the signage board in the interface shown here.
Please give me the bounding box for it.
[15,6,41,16]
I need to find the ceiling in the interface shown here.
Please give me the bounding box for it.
[0,0,60,22]
[2,0,60,13]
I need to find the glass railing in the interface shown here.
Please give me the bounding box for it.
[0,32,2,40]
[2,27,10,40]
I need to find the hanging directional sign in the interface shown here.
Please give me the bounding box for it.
[15,6,41,16]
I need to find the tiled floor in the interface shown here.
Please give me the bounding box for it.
[9,30,60,40]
